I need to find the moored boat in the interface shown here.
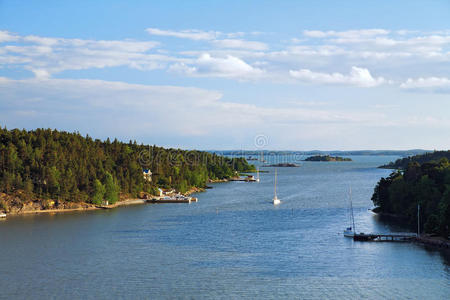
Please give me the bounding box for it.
[343,187,355,237]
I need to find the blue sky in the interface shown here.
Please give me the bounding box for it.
[1,0,450,150]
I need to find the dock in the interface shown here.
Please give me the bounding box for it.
[147,197,198,204]
[229,176,258,182]
[353,233,417,242]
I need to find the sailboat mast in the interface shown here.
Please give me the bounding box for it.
[274,169,277,197]
[417,203,420,237]
[350,187,355,232]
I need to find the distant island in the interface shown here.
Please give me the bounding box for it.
[379,150,450,169]
[263,163,300,167]
[0,127,255,215]
[213,149,429,157]
[303,155,352,162]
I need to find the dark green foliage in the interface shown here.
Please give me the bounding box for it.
[380,150,450,169]
[372,159,450,237]
[0,127,254,204]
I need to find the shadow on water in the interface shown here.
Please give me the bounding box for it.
[373,212,450,268]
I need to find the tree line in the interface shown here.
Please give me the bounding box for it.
[379,150,450,169]
[0,127,255,206]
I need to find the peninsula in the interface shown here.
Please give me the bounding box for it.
[372,154,450,239]
[0,127,255,215]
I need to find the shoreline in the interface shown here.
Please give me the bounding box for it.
[6,198,148,216]
[371,209,450,250]
[415,235,450,250]
[1,184,210,217]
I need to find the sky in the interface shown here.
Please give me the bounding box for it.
[1,0,450,150]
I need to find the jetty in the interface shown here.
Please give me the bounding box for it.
[229,175,258,182]
[353,232,416,242]
[148,195,198,204]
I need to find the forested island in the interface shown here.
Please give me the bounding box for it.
[372,156,450,238]
[263,163,300,167]
[303,155,352,162]
[0,127,255,214]
[379,150,450,169]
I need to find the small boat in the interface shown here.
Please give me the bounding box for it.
[273,169,281,205]
[0,213,6,218]
[343,187,355,237]
[344,227,354,237]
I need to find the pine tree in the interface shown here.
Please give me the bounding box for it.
[104,173,119,204]
[91,179,105,205]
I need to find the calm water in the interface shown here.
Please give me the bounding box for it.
[1,155,449,299]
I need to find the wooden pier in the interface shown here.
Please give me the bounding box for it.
[229,176,257,182]
[353,233,417,242]
[147,197,198,204]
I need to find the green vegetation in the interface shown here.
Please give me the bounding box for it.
[0,127,255,208]
[303,155,352,162]
[372,158,450,237]
[379,150,450,169]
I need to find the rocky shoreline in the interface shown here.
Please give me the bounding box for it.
[415,235,450,250]
[0,183,211,216]
[371,208,450,250]
[0,192,148,216]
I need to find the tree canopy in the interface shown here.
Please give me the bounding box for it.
[379,150,450,169]
[372,158,450,237]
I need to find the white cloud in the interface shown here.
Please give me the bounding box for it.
[31,69,51,79]
[400,77,450,92]
[211,39,268,50]
[303,29,390,39]
[289,66,386,87]
[0,77,397,148]
[2,29,450,89]
[0,30,19,43]
[0,34,166,77]
[169,53,264,80]
[146,28,217,40]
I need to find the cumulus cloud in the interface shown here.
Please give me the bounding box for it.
[0,33,167,77]
[289,66,386,87]
[146,28,218,40]
[400,77,450,92]
[303,29,390,39]
[146,28,268,50]
[211,39,268,50]
[2,29,450,88]
[0,30,19,43]
[169,53,264,80]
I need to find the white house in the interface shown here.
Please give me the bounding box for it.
[143,169,152,182]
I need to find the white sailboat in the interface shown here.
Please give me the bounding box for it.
[273,169,281,205]
[343,187,355,237]
[256,167,260,182]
